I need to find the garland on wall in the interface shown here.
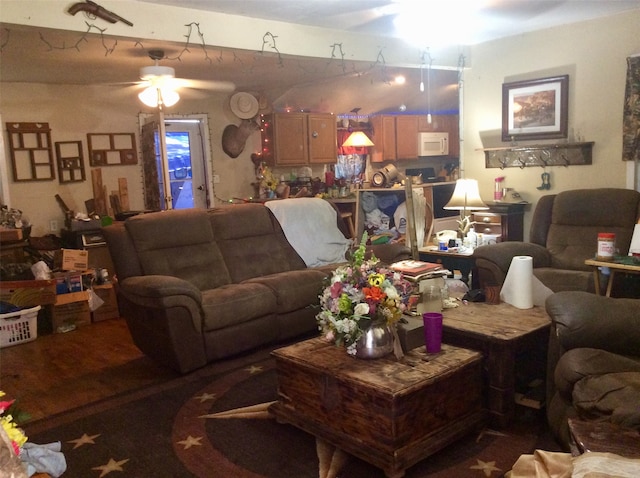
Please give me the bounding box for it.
[0,18,399,91]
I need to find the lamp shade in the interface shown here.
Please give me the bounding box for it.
[342,131,374,147]
[444,179,489,211]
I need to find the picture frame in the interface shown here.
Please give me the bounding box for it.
[502,75,569,141]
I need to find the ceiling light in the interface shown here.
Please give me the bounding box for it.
[138,86,180,107]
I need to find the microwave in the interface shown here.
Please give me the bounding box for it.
[418,132,449,156]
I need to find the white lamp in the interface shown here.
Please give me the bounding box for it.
[342,131,374,147]
[443,178,489,237]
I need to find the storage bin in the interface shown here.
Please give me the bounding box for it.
[0,305,40,348]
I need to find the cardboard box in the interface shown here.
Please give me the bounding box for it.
[397,315,425,353]
[91,284,120,322]
[0,227,23,243]
[54,249,89,271]
[0,280,57,306]
[51,299,91,332]
[55,290,90,306]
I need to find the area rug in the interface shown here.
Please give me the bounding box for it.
[25,354,560,478]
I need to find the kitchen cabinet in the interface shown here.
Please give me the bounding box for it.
[370,115,418,162]
[261,112,337,166]
[370,114,458,162]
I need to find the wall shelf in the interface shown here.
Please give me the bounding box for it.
[481,142,594,169]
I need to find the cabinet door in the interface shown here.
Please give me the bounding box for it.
[308,114,337,164]
[395,115,419,159]
[370,115,397,163]
[274,113,308,165]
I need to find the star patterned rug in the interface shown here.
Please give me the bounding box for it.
[24,352,561,477]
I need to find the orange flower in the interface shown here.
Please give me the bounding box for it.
[363,286,386,302]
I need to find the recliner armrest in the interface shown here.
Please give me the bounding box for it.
[473,241,551,272]
[546,291,640,357]
[118,275,203,307]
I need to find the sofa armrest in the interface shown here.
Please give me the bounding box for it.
[119,275,203,311]
[367,243,412,265]
[546,291,640,357]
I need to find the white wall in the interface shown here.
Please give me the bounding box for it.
[464,11,640,239]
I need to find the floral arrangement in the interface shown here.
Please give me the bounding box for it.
[257,163,278,195]
[0,391,28,456]
[316,233,413,356]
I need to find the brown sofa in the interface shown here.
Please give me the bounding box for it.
[545,291,640,449]
[473,188,640,294]
[103,201,409,373]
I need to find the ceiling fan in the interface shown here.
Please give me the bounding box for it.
[134,49,236,108]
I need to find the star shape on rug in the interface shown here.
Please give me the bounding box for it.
[469,459,502,477]
[245,365,263,374]
[92,458,129,477]
[177,435,203,449]
[194,392,216,403]
[67,433,101,449]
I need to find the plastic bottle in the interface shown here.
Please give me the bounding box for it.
[466,227,478,249]
[494,176,505,201]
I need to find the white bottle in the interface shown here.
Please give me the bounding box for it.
[466,227,477,249]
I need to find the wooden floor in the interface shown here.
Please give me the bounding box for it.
[0,318,178,422]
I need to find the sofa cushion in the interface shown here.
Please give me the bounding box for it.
[534,267,594,293]
[125,209,232,290]
[200,282,277,331]
[209,204,307,283]
[246,268,327,313]
[573,372,640,429]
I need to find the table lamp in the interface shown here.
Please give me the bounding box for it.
[443,178,489,238]
[342,131,374,147]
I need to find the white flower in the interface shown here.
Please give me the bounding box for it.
[383,285,399,299]
[353,303,370,316]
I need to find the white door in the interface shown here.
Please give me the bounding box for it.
[164,119,208,209]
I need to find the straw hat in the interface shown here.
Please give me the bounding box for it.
[229,92,259,119]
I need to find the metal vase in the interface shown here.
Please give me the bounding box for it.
[354,320,394,359]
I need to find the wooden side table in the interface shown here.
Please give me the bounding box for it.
[569,418,640,457]
[441,301,551,428]
[585,258,640,297]
[418,247,477,288]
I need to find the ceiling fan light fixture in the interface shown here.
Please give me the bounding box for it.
[138,86,180,108]
[140,65,175,81]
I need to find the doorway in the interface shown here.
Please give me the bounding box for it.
[140,113,212,210]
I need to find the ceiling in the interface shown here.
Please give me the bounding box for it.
[135,0,640,45]
[2,0,639,116]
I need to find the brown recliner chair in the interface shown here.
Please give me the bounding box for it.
[545,291,640,449]
[473,188,640,293]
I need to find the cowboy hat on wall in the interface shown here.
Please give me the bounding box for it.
[229,92,259,120]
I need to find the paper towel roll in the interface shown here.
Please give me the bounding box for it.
[500,255,533,309]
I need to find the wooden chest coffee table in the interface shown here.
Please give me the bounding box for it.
[270,337,485,478]
[442,301,550,428]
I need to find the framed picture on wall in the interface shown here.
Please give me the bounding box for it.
[502,75,569,141]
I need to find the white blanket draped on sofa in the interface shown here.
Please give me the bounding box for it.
[265,198,351,268]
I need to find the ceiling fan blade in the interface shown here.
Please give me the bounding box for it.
[173,78,236,92]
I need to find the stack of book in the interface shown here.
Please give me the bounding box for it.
[390,260,449,282]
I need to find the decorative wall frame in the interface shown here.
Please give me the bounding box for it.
[502,75,569,141]
[55,140,86,183]
[87,133,138,166]
[5,122,55,181]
